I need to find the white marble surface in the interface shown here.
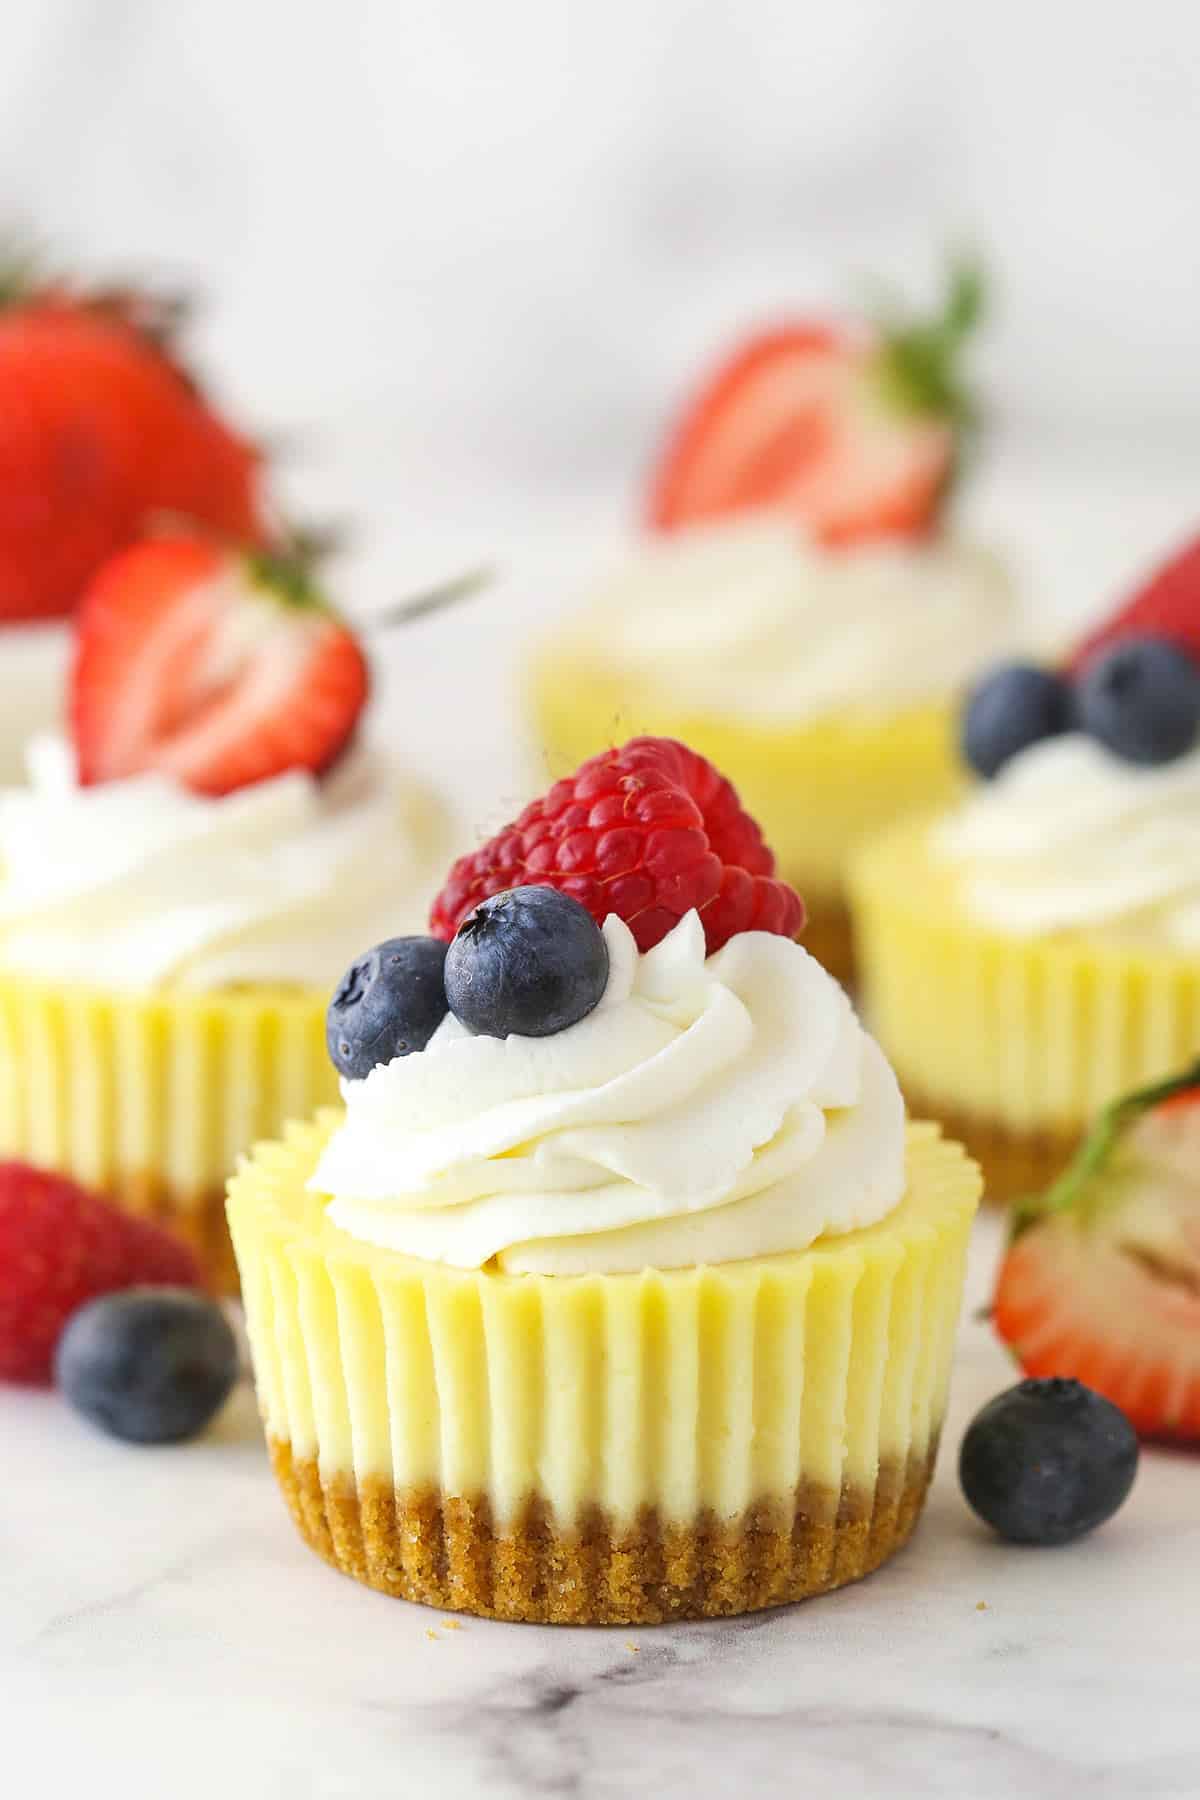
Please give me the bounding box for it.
[3,1210,1198,1800]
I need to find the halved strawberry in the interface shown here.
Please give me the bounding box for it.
[1068,532,1200,676]
[646,263,984,546]
[71,533,368,796]
[993,1064,1200,1443]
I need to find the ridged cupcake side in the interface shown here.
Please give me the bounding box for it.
[228,1117,978,1624]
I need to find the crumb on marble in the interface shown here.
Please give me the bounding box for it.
[625,1641,640,1653]
[426,1628,440,1640]
[976,1601,988,1612]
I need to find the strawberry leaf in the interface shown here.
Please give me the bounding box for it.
[872,254,987,432]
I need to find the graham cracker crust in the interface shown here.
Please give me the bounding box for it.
[112,1173,239,1296]
[896,1094,1077,1208]
[796,898,855,990]
[268,1437,938,1624]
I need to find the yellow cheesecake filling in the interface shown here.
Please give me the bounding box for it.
[229,1116,977,1530]
[529,649,963,909]
[851,817,1200,1141]
[0,977,336,1289]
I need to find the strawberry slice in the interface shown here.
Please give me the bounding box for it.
[1068,532,1200,676]
[646,263,983,546]
[993,1064,1200,1443]
[71,534,369,796]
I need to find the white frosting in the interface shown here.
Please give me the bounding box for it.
[0,734,449,991]
[935,733,1200,945]
[559,516,1016,723]
[313,911,906,1275]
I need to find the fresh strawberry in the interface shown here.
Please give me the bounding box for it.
[0,1162,203,1384]
[993,1064,1200,1443]
[646,263,984,546]
[430,735,804,954]
[71,533,369,796]
[1068,532,1200,676]
[0,259,266,623]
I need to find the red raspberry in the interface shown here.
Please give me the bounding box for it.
[0,1163,204,1384]
[430,736,805,954]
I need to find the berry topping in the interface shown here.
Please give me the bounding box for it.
[0,1163,203,1384]
[55,1286,238,1444]
[1069,530,1200,678]
[71,533,369,796]
[645,262,983,547]
[0,260,265,623]
[444,886,610,1040]
[430,736,804,955]
[327,936,450,1079]
[1074,635,1200,767]
[961,663,1073,779]
[959,1378,1139,1546]
[993,1062,1200,1443]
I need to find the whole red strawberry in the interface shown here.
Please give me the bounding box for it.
[0,1162,203,1383]
[430,736,804,954]
[0,261,267,623]
[646,262,984,547]
[71,532,369,795]
[993,1063,1200,1443]
[1068,532,1200,676]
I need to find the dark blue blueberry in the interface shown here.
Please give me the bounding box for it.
[1075,635,1200,766]
[326,935,449,1079]
[959,1377,1139,1546]
[55,1287,239,1445]
[444,885,609,1039]
[960,662,1073,779]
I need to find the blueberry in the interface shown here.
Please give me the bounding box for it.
[444,885,609,1039]
[960,662,1073,779]
[1075,635,1200,766]
[55,1287,239,1445]
[959,1377,1139,1546]
[326,935,449,1079]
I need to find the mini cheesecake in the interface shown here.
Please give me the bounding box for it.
[229,736,980,1623]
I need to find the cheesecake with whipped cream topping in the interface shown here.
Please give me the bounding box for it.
[851,535,1200,1201]
[0,525,452,1291]
[529,516,1017,983]
[228,738,980,1623]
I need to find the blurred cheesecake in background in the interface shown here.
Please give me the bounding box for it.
[528,264,1020,985]
[851,527,1200,1202]
[0,530,451,1293]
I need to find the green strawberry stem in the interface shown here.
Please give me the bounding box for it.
[372,562,495,630]
[0,239,194,357]
[0,240,42,311]
[1012,1057,1200,1238]
[872,255,986,433]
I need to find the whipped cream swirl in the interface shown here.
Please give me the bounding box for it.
[313,911,906,1274]
[0,734,449,991]
[935,733,1200,945]
[557,515,1016,723]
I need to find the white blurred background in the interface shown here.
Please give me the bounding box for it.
[4,0,1200,812]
